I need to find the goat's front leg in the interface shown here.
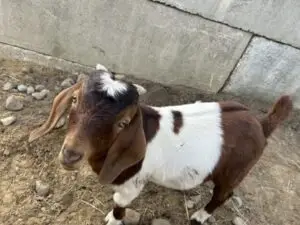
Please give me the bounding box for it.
[105,181,145,225]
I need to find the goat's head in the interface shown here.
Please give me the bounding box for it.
[29,69,147,184]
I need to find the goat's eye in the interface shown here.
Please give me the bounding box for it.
[72,96,77,104]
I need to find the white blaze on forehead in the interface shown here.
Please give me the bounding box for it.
[100,73,127,97]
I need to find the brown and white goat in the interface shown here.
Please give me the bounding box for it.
[29,67,292,225]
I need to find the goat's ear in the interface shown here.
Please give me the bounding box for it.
[133,84,147,95]
[99,108,146,184]
[28,82,82,143]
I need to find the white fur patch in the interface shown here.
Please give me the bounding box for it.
[191,208,211,224]
[105,210,123,225]
[101,73,127,97]
[96,63,108,71]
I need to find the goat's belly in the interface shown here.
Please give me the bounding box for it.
[149,167,208,190]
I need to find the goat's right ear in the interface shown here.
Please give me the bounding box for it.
[28,82,82,143]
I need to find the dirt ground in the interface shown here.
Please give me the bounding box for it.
[0,59,299,225]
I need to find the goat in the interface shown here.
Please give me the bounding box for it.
[29,67,293,225]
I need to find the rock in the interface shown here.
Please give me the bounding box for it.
[232,196,243,208]
[232,217,246,225]
[22,67,29,74]
[61,78,75,88]
[55,117,66,128]
[5,95,24,111]
[3,82,15,91]
[35,84,45,92]
[3,149,10,156]
[207,216,216,224]
[35,180,50,197]
[77,73,87,82]
[17,84,27,92]
[27,86,35,94]
[152,218,171,225]
[1,116,16,126]
[32,89,49,100]
[185,200,195,209]
[123,208,141,225]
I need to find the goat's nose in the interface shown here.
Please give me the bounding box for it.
[63,149,82,164]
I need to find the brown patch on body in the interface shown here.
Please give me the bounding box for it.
[171,110,183,134]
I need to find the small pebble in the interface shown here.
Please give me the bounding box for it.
[185,200,195,209]
[3,82,15,91]
[3,149,10,156]
[232,217,246,225]
[32,89,49,100]
[35,84,45,92]
[123,208,141,225]
[5,95,24,111]
[152,218,171,225]
[22,67,29,74]
[27,86,35,94]
[17,84,27,92]
[1,116,16,126]
[55,117,66,129]
[77,73,87,82]
[232,196,243,208]
[61,78,75,88]
[35,180,50,197]
[207,216,216,224]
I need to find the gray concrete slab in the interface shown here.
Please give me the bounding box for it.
[0,0,251,92]
[152,0,300,48]
[225,37,300,109]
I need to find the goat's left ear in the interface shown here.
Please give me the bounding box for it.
[133,84,147,95]
[99,107,146,184]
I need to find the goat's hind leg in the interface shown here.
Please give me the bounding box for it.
[190,185,233,225]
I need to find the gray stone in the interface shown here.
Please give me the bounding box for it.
[17,84,27,92]
[0,0,251,93]
[225,37,300,110]
[61,78,75,88]
[123,208,140,225]
[185,199,195,209]
[152,218,171,225]
[35,84,45,92]
[5,95,24,111]
[152,0,300,48]
[3,82,15,91]
[3,149,10,156]
[55,117,66,129]
[231,196,243,208]
[32,89,49,100]
[207,216,216,224]
[77,73,87,83]
[26,86,35,94]
[21,66,29,74]
[1,116,16,126]
[232,217,246,225]
[35,180,50,197]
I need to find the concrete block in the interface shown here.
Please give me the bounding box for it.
[0,0,251,92]
[225,37,300,109]
[152,0,300,48]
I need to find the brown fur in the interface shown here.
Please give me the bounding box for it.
[172,110,183,134]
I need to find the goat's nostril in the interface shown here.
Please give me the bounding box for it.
[63,149,82,164]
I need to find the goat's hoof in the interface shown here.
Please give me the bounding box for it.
[190,219,202,225]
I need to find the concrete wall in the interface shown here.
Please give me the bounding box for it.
[0,0,299,108]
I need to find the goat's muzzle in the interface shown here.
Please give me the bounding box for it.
[58,147,83,171]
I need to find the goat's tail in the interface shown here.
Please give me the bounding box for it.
[260,95,293,138]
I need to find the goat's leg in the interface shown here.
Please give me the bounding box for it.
[190,185,233,225]
[105,182,145,225]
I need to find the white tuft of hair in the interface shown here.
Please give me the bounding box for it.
[101,73,127,97]
[96,63,108,72]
